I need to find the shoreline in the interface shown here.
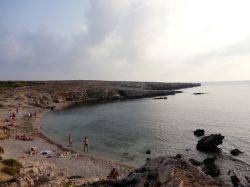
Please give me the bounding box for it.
[0,80,201,185]
[36,102,136,168]
[1,100,135,185]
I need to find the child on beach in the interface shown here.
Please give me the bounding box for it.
[83,137,89,153]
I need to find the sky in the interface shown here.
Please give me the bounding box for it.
[1,0,250,82]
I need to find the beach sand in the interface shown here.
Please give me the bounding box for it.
[0,93,133,185]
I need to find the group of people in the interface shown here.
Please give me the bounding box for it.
[68,133,89,152]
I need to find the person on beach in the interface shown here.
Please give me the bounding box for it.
[107,168,119,179]
[83,137,89,152]
[68,133,73,147]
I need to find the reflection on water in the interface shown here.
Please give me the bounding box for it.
[42,81,250,179]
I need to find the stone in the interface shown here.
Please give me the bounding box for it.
[231,175,240,187]
[196,134,224,151]
[230,149,243,156]
[175,154,182,159]
[189,159,202,166]
[146,150,151,154]
[202,157,220,177]
[194,129,205,136]
[17,178,28,187]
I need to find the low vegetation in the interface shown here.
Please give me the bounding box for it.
[1,166,18,176]
[1,159,22,168]
[0,81,44,88]
[0,159,22,183]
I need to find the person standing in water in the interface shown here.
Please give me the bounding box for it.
[83,137,89,153]
[68,133,73,147]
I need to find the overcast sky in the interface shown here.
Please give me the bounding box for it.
[1,0,250,82]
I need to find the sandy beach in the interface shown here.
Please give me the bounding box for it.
[0,81,202,186]
[0,89,134,185]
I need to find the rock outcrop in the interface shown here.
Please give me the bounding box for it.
[230,149,243,156]
[196,134,224,151]
[194,129,205,137]
[88,156,227,187]
[202,157,221,177]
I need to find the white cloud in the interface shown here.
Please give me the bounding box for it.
[1,0,250,81]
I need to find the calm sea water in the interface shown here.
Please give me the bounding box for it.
[42,81,250,178]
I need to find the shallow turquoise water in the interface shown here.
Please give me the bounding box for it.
[41,81,250,178]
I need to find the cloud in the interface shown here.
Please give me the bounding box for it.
[1,0,250,81]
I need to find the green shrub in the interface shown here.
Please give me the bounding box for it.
[1,166,18,176]
[2,159,22,168]
[0,146,4,154]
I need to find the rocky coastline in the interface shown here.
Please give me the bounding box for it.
[3,80,240,187]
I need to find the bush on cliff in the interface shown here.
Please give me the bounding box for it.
[2,159,22,168]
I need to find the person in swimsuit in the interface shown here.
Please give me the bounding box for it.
[107,168,119,179]
[68,133,73,147]
[83,137,89,152]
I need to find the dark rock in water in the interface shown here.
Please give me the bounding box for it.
[196,134,224,151]
[175,154,182,159]
[189,159,202,166]
[146,150,151,155]
[185,149,189,151]
[153,96,167,100]
[202,165,220,177]
[202,157,220,177]
[245,176,250,184]
[230,149,243,156]
[203,157,216,165]
[146,157,150,161]
[231,175,240,187]
[194,129,205,136]
[193,92,206,95]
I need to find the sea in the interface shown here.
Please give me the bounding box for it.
[41,81,250,180]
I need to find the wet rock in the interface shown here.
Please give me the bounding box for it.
[189,159,202,166]
[175,154,182,159]
[202,157,220,177]
[245,176,250,184]
[146,150,151,155]
[230,149,243,156]
[194,129,205,136]
[193,93,206,95]
[196,134,224,151]
[202,164,220,177]
[203,157,216,165]
[231,175,240,187]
